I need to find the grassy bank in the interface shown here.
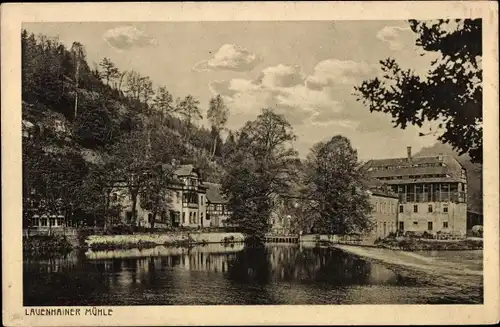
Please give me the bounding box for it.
[87,238,201,251]
[23,235,73,258]
[374,237,483,251]
[85,232,245,251]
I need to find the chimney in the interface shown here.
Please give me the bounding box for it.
[407,146,412,161]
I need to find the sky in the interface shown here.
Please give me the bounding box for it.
[24,21,442,161]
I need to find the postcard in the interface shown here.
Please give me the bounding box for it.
[2,1,499,326]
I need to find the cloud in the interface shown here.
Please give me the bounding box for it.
[103,26,157,51]
[208,59,439,158]
[376,26,413,51]
[209,61,379,128]
[255,64,305,88]
[306,59,378,90]
[193,44,260,72]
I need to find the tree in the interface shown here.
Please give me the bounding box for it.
[304,135,372,235]
[354,19,482,163]
[153,86,175,122]
[207,95,229,158]
[73,102,113,148]
[177,95,203,144]
[140,76,155,105]
[108,131,154,226]
[70,42,87,119]
[139,165,173,229]
[125,70,144,101]
[99,57,119,86]
[116,71,127,92]
[222,109,298,242]
[22,139,89,228]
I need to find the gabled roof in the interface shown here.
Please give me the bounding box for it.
[205,182,227,204]
[174,164,197,177]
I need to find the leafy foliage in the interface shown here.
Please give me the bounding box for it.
[222,109,298,240]
[21,29,236,228]
[305,135,372,235]
[207,95,229,157]
[354,19,482,163]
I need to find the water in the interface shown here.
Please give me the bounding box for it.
[23,243,483,305]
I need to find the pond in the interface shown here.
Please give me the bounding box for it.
[23,243,483,305]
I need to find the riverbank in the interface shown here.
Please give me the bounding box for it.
[23,235,73,258]
[85,232,245,251]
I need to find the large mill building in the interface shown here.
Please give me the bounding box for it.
[362,146,468,237]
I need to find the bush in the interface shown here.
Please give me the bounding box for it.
[387,232,397,239]
[23,234,72,258]
[421,231,434,239]
[105,225,134,235]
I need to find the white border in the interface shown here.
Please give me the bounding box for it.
[2,2,499,326]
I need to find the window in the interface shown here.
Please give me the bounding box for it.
[399,221,404,231]
[428,222,433,231]
[428,204,433,213]
[57,218,64,226]
[413,221,418,225]
[182,212,186,224]
[443,205,448,213]
[413,205,418,213]
[399,205,404,213]
[443,221,448,228]
[189,212,193,224]
[41,217,47,226]
[176,192,180,203]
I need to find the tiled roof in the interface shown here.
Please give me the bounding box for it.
[367,156,443,167]
[205,182,227,204]
[363,155,463,179]
[377,177,465,185]
[369,166,449,177]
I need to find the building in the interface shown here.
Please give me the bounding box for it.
[362,146,467,237]
[205,183,231,227]
[268,193,311,235]
[111,163,209,229]
[363,178,399,242]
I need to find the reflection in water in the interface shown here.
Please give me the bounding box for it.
[23,244,482,305]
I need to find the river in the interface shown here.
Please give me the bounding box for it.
[23,243,483,305]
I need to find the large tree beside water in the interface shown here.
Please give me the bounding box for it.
[305,135,372,235]
[222,109,298,242]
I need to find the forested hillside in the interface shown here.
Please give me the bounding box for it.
[21,30,232,227]
[415,142,483,213]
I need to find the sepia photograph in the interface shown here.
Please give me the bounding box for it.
[2,1,499,326]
